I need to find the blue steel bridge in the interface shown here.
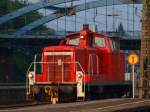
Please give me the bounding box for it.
[0,0,143,50]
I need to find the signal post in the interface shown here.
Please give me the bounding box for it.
[128,53,139,98]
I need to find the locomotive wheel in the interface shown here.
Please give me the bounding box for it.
[44,86,59,103]
[59,85,76,102]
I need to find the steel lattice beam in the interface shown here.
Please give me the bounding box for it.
[14,0,142,37]
[0,0,78,25]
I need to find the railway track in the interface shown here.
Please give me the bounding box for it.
[0,98,150,112]
[0,98,119,109]
[0,101,50,109]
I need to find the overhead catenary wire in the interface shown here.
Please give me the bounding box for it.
[3,0,142,36]
[54,0,140,33]
[85,9,140,29]
[84,0,87,24]
[93,7,140,23]
[50,10,140,33]
[118,0,141,11]
[112,0,115,31]
[65,0,67,36]
[93,8,96,25]
[19,0,141,34]
[75,13,77,32]
[56,18,59,32]
[106,0,108,32]
[73,0,77,32]
[51,15,115,31]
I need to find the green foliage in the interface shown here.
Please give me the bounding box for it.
[117,23,125,33]
[116,22,125,36]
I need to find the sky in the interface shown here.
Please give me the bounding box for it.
[18,0,142,32]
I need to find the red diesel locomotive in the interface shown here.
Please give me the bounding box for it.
[27,24,130,103]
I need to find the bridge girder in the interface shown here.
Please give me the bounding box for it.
[14,0,142,37]
[0,0,78,25]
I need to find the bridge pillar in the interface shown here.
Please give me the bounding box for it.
[140,0,150,98]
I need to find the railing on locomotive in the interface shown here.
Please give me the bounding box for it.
[26,61,85,97]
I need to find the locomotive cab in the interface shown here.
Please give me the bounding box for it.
[27,24,128,103]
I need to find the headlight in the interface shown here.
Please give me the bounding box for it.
[77,73,82,79]
[28,73,33,78]
[80,35,84,39]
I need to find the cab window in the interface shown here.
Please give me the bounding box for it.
[109,39,119,51]
[109,39,114,50]
[68,37,80,46]
[93,37,106,48]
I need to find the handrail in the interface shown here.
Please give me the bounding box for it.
[26,62,33,97]
[26,61,86,95]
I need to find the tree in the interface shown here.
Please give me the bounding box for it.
[116,22,125,36]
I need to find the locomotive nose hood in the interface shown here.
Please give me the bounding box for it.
[42,46,76,82]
